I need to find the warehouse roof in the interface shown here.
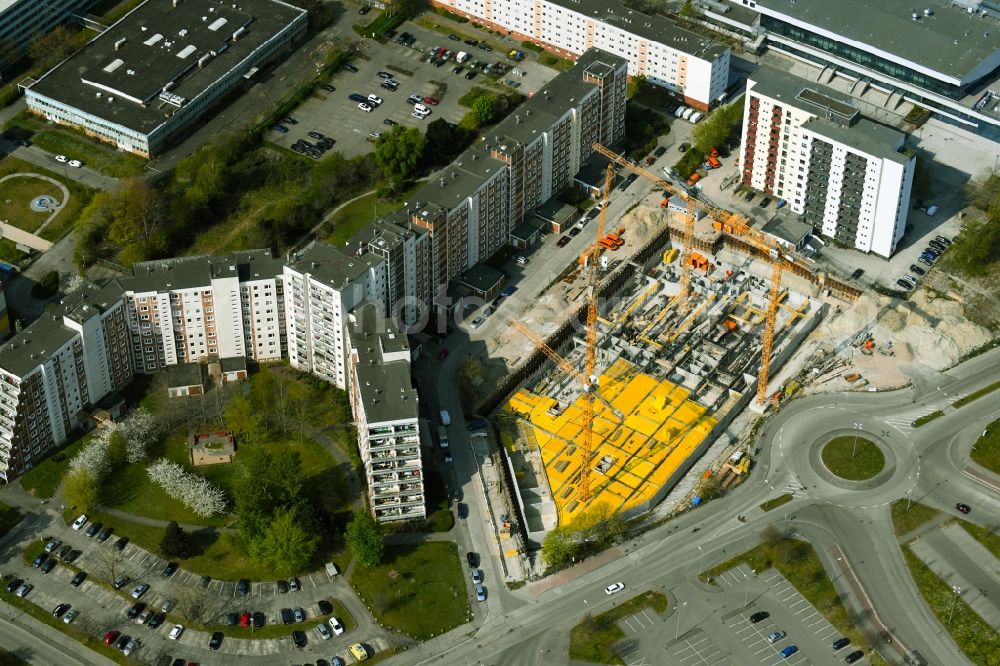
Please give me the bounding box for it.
[754,0,1000,80]
[27,0,305,135]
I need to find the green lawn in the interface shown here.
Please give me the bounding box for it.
[20,539,47,566]
[912,410,944,427]
[568,591,668,664]
[324,184,422,246]
[903,546,999,665]
[0,590,127,664]
[953,379,1000,408]
[954,518,1000,561]
[539,53,574,71]
[890,500,941,538]
[349,541,469,639]
[0,155,93,241]
[0,500,23,538]
[702,539,886,666]
[18,432,95,498]
[820,436,884,480]
[7,119,144,179]
[759,493,794,512]
[970,418,1000,474]
[0,175,63,233]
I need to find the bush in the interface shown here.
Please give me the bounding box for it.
[31,270,58,299]
[674,147,707,179]
[520,41,544,52]
[430,6,469,22]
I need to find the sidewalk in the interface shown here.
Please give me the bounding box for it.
[526,545,625,597]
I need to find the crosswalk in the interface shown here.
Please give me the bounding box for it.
[884,416,915,433]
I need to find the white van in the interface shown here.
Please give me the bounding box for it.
[674,106,688,118]
[325,562,339,577]
[682,107,696,120]
[689,112,704,123]
[439,410,451,426]
[414,103,429,114]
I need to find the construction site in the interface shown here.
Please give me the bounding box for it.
[487,150,830,543]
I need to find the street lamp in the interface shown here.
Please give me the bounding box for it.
[851,422,864,458]
[697,545,704,575]
[674,601,687,640]
[949,585,962,623]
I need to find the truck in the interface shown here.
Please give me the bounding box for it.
[325,562,339,577]
[706,156,721,169]
[456,51,469,63]
[438,425,449,448]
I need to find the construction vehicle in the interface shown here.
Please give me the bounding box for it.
[687,171,701,186]
[606,228,624,246]
[593,142,823,408]
[706,156,721,169]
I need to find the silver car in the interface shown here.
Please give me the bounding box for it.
[475,584,486,602]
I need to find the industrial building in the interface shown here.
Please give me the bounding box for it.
[23,0,307,156]
[701,0,1000,141]
[498,208,824,536]
[431,0,730,110]
[0,0,98,76]
[739,67,915,257]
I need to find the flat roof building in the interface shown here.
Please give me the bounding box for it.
[740,67,915,257]
[432,0,730,110]
[24,0,307,156]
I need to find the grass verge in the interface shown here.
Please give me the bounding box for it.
[969,418,1000,474]
[953,379,1000,408]
[889,500,941,538]
[568,591,668,664]
[759,494,793,512]
[820,436,884,480]
[0,155,93,242]
[902,546,999,665]
[0,590,127,664]
[701,539,885,666]
[27,130,145,179]
[953,518,1000,561]
[912,410,944,427]
[324,183,421,246]
[0,500,23,537]
[349,541,469,639]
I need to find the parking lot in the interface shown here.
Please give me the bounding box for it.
[267,20,556,159]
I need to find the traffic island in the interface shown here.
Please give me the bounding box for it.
[820,436,885,481]
[568,591,668,664]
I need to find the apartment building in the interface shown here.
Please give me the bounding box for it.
[433,0,730,109]
[24,0,307,156]
[282,242,387,390]
[122,251,286,373]
[740,67,915,257]
[0,0,98,75]
[347,304,424,523]
[0,281,132,481]
[407,49,627,292]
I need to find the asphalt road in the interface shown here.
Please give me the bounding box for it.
[396,344,1000,666]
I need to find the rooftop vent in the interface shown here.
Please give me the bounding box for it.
[114,38,127,50]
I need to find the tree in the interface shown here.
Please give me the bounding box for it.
[30,270,59,299]
[424,119,474,165]
[26,26,82,72]
[232,447,305,541]
[541,526,577,570]
[692,99,743,153]
[224,394,268,444]
[160,521,190,559]
[762,523,785,547]
[471,95,497,126]
[106,430,127,469]
[250,506,320,576]
[375,126,426,182]
[345,509,384,567]
[106,178,168,264]
[63,468,99,511]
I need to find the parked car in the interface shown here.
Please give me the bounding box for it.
[281,608,294,624]
[85,522,103,538]
[317,599,333,614]
[104,630,120,645]
[475,585,486,601]
[917,256,934,266]
[322,84,336,92]
[52,603,71,618]
[44,540,61,553]
[316,622,332,640]
[423,96,439,106]
[114,537,129,551]
[358,102,373,113]
[69,159,84,169]
[289,577,301,592]
[470,317,484,329]
[126,602,145,619]
[131,583,149,599]
[779,645,798,658]
[831,637,851,650]
[31,553,47,568]
[935,235,952,246]
[226,612,239,626]
[768,630,786,643]
[162,562,178,577]
[114,635,130,651]
[749,611,769,623]
[237,579,250,595]
[367,94,383,106]
[329,616,345,635]
[294,607,306,622]
[40,559,57,574]
[168,624,184,640]
[471,569,483,585]
[272,125,288,134]
[896,279,913,290]
[759,197,772,208]
[55,154,68,163]
[292,630,307,648]
[71,571,87,587]
[63,609,79,624]
[208,631,224,650]
[956,502,971,514]
[252,611,265,627]
[556,235,571,247]
[15,583,32,598]
[113,575,131,589]
[343,63,359,72]
[909,264,925,275]
[96,527,114,542]
[465,70,477,80]
[850,268,864,279]
[57,545,72,559]
[4,578,22,593]
[844,650,864,663]
[136,608,153,625]
[147,612,165,629]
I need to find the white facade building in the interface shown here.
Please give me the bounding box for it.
[740,68,915,257]
[347,305,425,523]
[432,0,730,110]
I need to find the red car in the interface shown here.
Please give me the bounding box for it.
[104,630,120,645]
[423,96,439,106]
[437,348,449,361]
[240,611,250,627]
